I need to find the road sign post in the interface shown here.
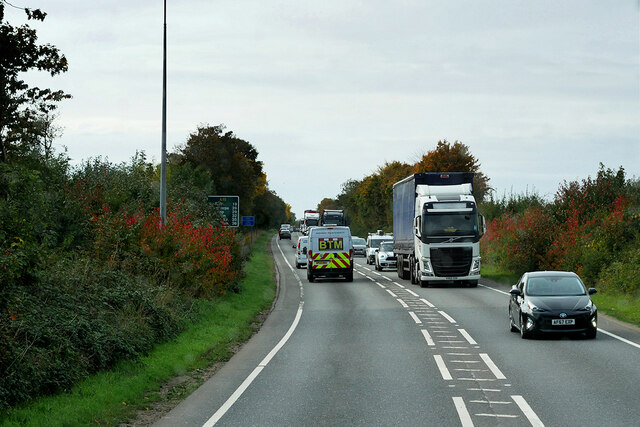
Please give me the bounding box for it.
[208,195,240,227]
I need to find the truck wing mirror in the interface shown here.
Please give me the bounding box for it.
[303,247,307,254]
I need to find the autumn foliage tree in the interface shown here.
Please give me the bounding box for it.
[414,140,491,202]
[326,141,488,236]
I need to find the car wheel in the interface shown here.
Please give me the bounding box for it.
[520,315,532,339]
[509,308,518,332]
[375,261,380,271]
[296,262,300,269]
[585,328,597,339]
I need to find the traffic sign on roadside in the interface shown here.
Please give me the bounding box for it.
[208,195,239,227]
[241,216,255,226]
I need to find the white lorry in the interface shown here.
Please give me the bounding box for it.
[393,173,485,287]
[301,210,320,235]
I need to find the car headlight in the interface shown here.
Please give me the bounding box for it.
[379,254,386,259]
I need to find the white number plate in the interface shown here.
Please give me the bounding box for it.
[552,319,575,326]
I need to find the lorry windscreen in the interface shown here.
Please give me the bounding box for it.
[422,212,478,237]
[323,214,342,224]
[306,219,319,226]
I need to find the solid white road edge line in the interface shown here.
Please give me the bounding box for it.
[202,305,304,427]
[480,283,640,349]
[511,395,545,427]
[452,397,474,427]
[479,353,506,380]
[202,240,304,426]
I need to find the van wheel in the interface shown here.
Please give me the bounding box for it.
[296,263,300,269]
[307,270,315,282]
[345,272,353,282]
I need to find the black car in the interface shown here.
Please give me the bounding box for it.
[509,271,597,339]
[278,227,291,240]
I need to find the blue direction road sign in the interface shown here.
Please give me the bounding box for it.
[241,216,255,226]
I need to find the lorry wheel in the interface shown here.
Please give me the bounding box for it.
[420,280,430,288]
[467,280,478,288]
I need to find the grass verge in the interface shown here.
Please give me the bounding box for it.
[481,263,520,286]
[1,231,276,426]
[590,292,640,328]
[483,262,640,328]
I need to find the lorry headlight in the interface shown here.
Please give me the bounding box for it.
[420,257,434,276]
[470,258,481,275]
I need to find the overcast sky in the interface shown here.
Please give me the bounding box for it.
[9,0,639,218]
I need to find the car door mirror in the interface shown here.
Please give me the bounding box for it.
[588,288,597,295]
[509,287,521,296]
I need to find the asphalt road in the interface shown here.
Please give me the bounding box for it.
[155,234,640,426]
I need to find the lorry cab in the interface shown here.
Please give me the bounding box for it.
[307,226,353,282]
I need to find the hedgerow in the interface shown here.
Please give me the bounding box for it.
[481,164,640,295]
[0,154,242,409]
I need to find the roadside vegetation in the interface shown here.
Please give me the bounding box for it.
[324,140,638,327]
[1,231,276,426]
[1,3,291,413]
[480,165,640,326]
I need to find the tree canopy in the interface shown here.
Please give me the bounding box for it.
[0,2,70,162]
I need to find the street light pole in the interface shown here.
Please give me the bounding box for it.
[159,0,167,224]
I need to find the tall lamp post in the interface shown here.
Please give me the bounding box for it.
[159,0,167,224]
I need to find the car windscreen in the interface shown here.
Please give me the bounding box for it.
[526,276,586,296]
[380,242,394,251]
[369,237,391,248]
[352,238,366,245]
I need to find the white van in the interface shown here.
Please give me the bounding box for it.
[307,226,353,282]
[294,236,309,269]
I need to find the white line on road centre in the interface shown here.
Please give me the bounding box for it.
[386,289,398,297]
[421,329,435,346]
[480,282,640,349]
[405,288,419,297]
[452,397,474,427]
[511,395,545,427]
[420,298,435,308]
[434,355,453,380]
[458,329,478,345]
[479,353,506,380]
[409,311,422,324]
[397,299,409,308]
[439,310,457,324]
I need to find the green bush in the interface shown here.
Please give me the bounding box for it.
[598,247,640,296]
[0,256,191,408]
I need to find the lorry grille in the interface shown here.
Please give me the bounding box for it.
[430,247,472,277]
